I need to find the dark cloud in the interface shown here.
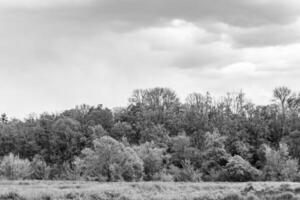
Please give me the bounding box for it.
[93,0,299,27]
[231,22,300,48]
[2,0,300,28]
[2,0,300,48]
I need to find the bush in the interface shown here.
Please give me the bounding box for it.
[169,160,202,182]
[269,192,296,200]
[30,155,51,180]
[152,169,174,182]
[0,192,26,200]
[222,193,244,200]
[0,153,32,180]
[222,155,261,181]
[246,194,259,200]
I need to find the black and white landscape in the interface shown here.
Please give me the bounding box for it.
[1,1,300,200]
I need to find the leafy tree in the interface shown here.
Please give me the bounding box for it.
[168,134,201,168]
[89,125,108,140]
[129,87,182,134]
[46,117,83,165]
[1,86,300,182]
[85,105,114,130]
[78,136,143,181]
[284,130,300,163]
[263,143,299,181]
[110,122,135,142]
[139,124,169,147]
[201,130,230,181]
[135,142,165,180]
[0,153,32,180]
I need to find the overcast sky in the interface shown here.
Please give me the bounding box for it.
[1,0,300,118]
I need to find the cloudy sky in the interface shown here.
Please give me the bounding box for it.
[1,0,300,118]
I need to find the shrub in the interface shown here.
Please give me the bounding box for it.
[269,192,296,200]
[38,194,52,200]
[152,168,174,182]
[58,161,83,181]
[246,194,259,200]
[169,160,202,182]
[30,155,51,180]
[0,153,32,180]
[0,192,26,200]
[222,155,261,181]
[222,193,244,200]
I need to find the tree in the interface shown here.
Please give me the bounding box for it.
[110,122,135,143]
[135,142,165,180]
[284,130,300,163]
[168,134,201,168]
[273,86,291,120]
[0,153,32,180]
[78,136,143,181]
[85,105,114,130]
[200,130,230,181]
[89,125,108,140]
[263,143,299,181]
[129,87,182,134]
[139,124,169,147]
[184,92,212,134]
[46,117,84,165]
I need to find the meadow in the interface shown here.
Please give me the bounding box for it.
[1,181,300,200]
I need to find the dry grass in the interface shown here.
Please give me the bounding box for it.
[0,181,300,200]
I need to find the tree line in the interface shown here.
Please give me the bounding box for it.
[0,86,300,182]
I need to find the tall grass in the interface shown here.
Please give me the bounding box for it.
[0,181,299,200]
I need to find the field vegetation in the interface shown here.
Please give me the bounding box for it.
[0,181,300,200]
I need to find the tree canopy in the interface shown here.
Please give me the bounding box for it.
[1,86,300,182]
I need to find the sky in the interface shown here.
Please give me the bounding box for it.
[1,0,300,118]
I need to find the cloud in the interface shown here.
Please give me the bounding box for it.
[0,0,91,8]
[230,19,300,47]
[1,0,300,28]
[1,0,300,117]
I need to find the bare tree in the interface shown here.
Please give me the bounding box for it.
[273,86,291,119]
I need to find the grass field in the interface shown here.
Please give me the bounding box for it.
[0,181,300,200]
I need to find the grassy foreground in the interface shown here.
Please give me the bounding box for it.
[0,181,300,200]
